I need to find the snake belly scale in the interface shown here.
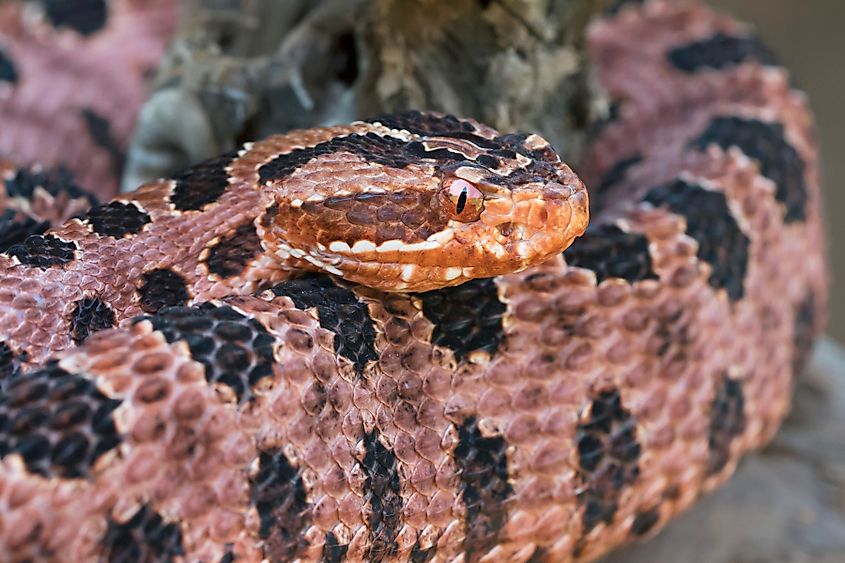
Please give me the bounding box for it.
[0,0,828,562]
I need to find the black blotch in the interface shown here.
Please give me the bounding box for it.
[526,546,549,563]
[0,209,50,252]
[0,341,22,379]
[418,278,506,363]
[360,432,402,562]
[607,0,645,16]
[564,224,657,284]
[592,154,643,211]
[259,133,413,184]
[271,275,377,376]
[454,417,513,561]
[0,166,94,251]
[707,374,745,475]
[37,0,107,36]
[644,180,749,301]
[70,297,116,344]
[219,550,235,563]
[439,130,502,150]
[494,132,558,164]
[101,505,185,561]
[793,291,818,376]
[170,150,239,211]
[205,222,263,278]
[0,362,121,478]
[693,116,807,222]
[410,543,436,563]
[575,388,641,534]
[668,32,779,73]
[404,141,467,162]
[0,48,17,84]
[137,268,190,314]
[140,304,276,403]
[630,508,660,536]
[81,108,126,178]
[476,154,500,169]
[259,118,529,184]
[4,165,94,202]
[322,532,348,563]
[85,201,150,238]
[454,417,512,561]
[365,111,477,136]
[5,234,76,269]
[249,447,309,560]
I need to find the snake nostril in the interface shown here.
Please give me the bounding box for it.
[497,222,514,237]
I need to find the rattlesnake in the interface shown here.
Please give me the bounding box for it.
[0,0,827,561]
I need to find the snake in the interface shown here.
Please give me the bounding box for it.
[0,0,828,561]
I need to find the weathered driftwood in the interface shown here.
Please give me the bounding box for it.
[122,0,611,190]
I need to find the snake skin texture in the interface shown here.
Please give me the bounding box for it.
[0,0,179,203]
[0,0,828,561]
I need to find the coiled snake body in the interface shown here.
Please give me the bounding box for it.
[0,0,827,561]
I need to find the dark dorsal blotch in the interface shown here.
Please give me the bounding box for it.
[590,154,643,200]
[365,110,478,136]
[403,141,468,162]
[322,532,349,563]
[205,222,263,278]
[85,201,151,238]
[607,0,645,16]
[5,234,77,269]
[667,32,780,73]
[259,133,413,184]
[360,432,403,562]
[410,543,437,563]
[0,341,19,379]
[137,268,191,314]
[575,388,641,534]
[141,304,276,403]
[249,447,310,561]
[692,116,807,222]
[418,278,506,363]
[4,166,94,202]
[170,150,239,211]
[0,362,122,478]
[0,48,18,84]
[526,546,549,563]
[644,180,749,301]
[37,0,108,36]
[0,209,50,252]
[629,507,660,537]
[454,417,512,561]
[270,275,377,376]
[564,223,657,284]
[80,108,126,177]
[101,505,185,561]
[793,291,818,376]
[70,296,116,344]
[707,373,745,475]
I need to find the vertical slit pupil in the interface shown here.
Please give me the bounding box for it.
[456,188,468,214]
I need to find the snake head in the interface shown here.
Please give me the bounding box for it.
[260,112,589,292]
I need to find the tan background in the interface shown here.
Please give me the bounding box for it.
[707,0,844,343]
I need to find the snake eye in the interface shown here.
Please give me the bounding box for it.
[439,178,484,222]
